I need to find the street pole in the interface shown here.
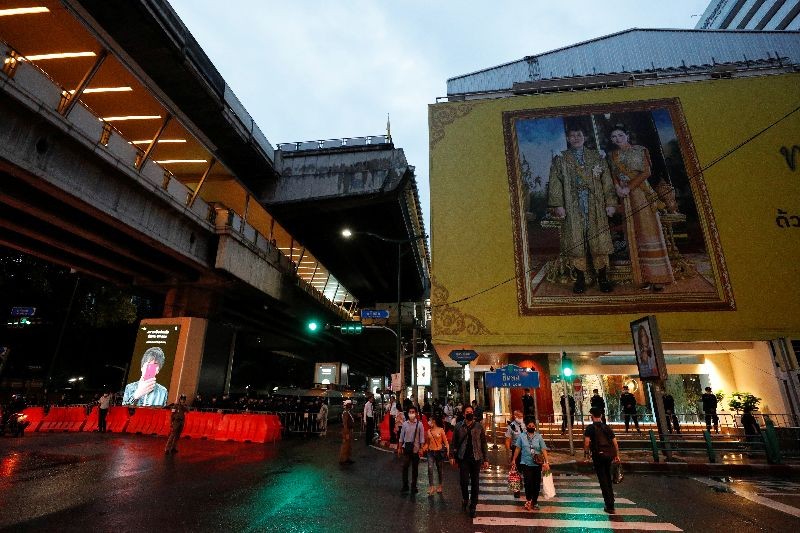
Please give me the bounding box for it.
[397,242,403,402]
[560,352,575,455]
[46,271,79,397]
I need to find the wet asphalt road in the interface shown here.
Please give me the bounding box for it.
[0,432,798,532]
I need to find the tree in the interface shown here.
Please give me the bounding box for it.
[728,392,761,413]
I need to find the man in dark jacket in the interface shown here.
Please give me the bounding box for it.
[560,394,576,434]
[521,389,535,421]
[451,405,489,517]
[620,386,640,433]
[164,395,189,454]
[662,393,680,433]
[590,389,606,423]
[584,407,620,514]
[702,387,719,433]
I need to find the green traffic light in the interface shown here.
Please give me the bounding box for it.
[561,354,574,377]
[563,367,573,377]
[307,321,319,332]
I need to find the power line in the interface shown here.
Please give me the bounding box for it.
[434,102,800,308]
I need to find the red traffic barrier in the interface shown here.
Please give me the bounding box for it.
[82,406,131,433]
[83,406,99,432]
[37,407,88,432]
[263,414,283,443]
[125,408,171,436]
[213,413,270,443]
[181,411,223,439]
[379,413,391,442]
[21,407,45,432]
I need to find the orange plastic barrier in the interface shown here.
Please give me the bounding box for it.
[181,411,223,439]
[213,414,271,443]
[125,408,171,436]
[82,406,131,433]
[37,407,88,432]
[21,407,45,432]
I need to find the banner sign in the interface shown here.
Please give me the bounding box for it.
[485,364,540,388]
[449,349,478,365]
[630,315,667,382]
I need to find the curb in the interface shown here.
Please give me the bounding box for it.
[553,459,800,478]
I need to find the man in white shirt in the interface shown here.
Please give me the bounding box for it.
[389,397,399,443]
[364,395,375,445]
[443,401,454,430]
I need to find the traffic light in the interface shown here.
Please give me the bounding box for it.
[561,353,574,378]
[340,321,363,335]
[307,320,320,333]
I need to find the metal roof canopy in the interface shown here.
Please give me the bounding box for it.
[266,143,430,304]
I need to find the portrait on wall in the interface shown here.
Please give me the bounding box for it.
[503,98,734,315]
[630,315,666,381]
[122,324,181,407]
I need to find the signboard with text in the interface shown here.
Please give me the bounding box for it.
[361,309,390,320]
[484,364,540,388]
[449,349,478,365]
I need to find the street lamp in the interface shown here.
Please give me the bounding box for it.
[341,228,426,400]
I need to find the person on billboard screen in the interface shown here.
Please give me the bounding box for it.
[122,347,168,407]
[634,325,658,380]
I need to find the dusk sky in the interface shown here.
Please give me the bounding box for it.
[169,0,710,234]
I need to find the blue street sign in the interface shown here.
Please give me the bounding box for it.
[10,307,36,317]
[449,349,478,365]
[360,309,390,319]
[485,364,540,388]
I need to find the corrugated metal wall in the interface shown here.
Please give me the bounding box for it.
[446,29,800,95]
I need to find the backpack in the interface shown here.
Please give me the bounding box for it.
[591,422,616,458]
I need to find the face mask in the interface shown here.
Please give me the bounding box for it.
[527,427,536,433]
[515,417,524,424]
[465,413,475,421]
[408,414,416,421]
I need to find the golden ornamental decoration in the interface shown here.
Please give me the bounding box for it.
[431,277,493,336]
[429,102,478,151]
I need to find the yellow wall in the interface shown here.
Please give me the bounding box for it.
[430,73,800,348]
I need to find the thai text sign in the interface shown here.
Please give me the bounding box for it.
[485,364,540,388]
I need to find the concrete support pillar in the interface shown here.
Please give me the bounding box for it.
[163,286,217,318]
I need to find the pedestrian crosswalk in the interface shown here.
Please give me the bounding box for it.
[473,469,683,531]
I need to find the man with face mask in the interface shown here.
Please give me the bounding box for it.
[504,409,525,498]
[397,406,425,494]
[451,405,489,517]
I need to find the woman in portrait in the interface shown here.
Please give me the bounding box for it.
[608,125,674,291]
[636,325,657,378]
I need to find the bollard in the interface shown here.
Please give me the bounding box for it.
[703,430,716,463]
[648,430,659,463]
[763,419,783,465]
[492,414,499,450]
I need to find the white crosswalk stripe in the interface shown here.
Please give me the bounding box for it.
[472,470,683,531]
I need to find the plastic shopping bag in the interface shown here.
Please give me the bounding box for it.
[612,462,624,484]
[540,471,556,499]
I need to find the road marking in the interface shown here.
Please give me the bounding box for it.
[692,477,800,518]
[757,492,800,497]
[482,485,602,494]
[476,504,656,516]
[481,480,598,486]
[480,494,635,504]
[473,517,682,530]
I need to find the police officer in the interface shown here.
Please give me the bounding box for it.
[165,395,189,454]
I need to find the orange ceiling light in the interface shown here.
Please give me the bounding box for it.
[101,115,161,122]
[130,139,186,145]
[155,159,208,164]
[23,51,96,61]
[71,86,133,94]
[0,7,50,16]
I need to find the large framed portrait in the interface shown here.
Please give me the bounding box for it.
[630,315,666,381]
[503,98,734,315]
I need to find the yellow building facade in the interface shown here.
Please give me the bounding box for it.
[429,72,800,420]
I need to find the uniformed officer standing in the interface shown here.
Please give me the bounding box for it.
[339,400,355,465]
[165,395,189,454]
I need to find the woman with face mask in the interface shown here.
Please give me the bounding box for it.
[511,421,550,511]
[422,416,450,495]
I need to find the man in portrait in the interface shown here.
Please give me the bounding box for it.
[122,347,168,407]
[548,125,618,294]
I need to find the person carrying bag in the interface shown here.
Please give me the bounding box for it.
[583,407,621,514]
[511,420,550,512]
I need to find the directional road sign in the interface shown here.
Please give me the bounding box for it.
[10,307,36,317]
[360,309,390,319]
[449,349,478,365]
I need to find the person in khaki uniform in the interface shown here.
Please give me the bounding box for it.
[164,395,189,454]
[339,400,355,465]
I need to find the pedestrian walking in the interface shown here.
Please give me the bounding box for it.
[98,390,112,433]
[702,387,719,433]
[164,395,189,454]
[398,406,425,494]
[741,407,761,445]
[504,409,525,498]
[584,407,620,514]
[590,389,606,423]
[394,406,406,450]
[422,415,450,495]
[339,400,355,465]
[662,393,680,433]
[620,386,640,432]
[317,400,329,437]
[364,395,375,446]
[521,388,535,420]
[511,419,550,512]
[560,394,576,434]
[443,400,454,430]
[451,405,489,518]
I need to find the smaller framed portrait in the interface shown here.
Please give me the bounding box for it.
[630,315,666,381]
